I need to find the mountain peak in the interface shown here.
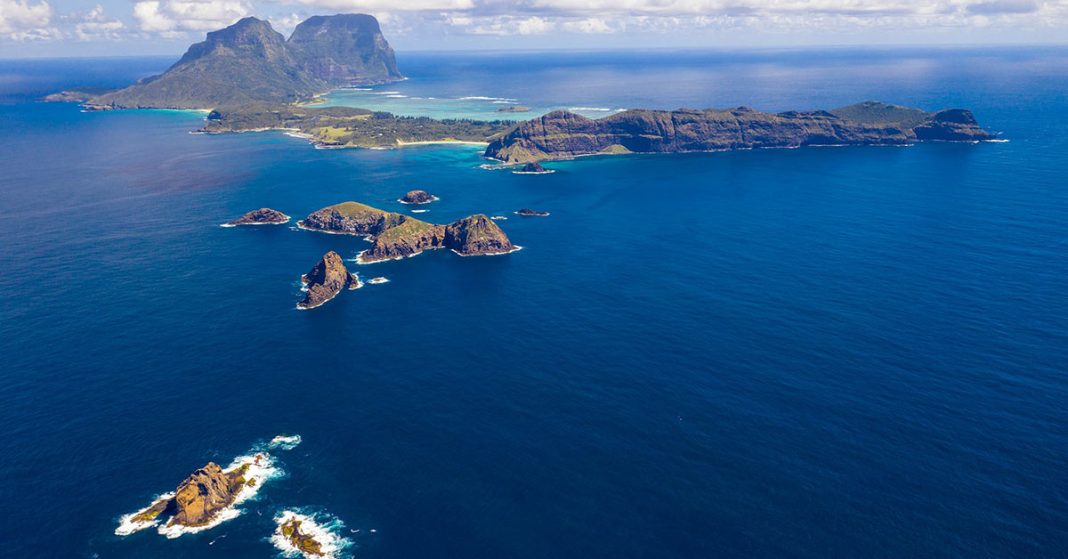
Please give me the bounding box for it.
[89,13,403,110]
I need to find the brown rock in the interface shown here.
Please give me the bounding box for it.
[170,462,245,527]
[444,214,516,256]
[298,251,361,309]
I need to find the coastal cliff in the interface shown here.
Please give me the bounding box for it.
[484,102,996,162]
[88,14,401,110]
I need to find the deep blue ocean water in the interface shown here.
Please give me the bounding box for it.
[1,48,1067,558]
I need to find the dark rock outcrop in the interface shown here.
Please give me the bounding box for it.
[444,214,517,256]
[484,102,995,162]
[87,14,402,109]
[399,189,437,204]
[298,251,361,309]
[226,207,290,226]
[515,162,550,174]
[515,208,549,217]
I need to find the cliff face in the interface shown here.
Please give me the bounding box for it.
[484,102,995,163]
[288,14,401,85]
[90,14,402,109]
[299,251,361,309]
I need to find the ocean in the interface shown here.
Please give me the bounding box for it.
[1,48,1066,558]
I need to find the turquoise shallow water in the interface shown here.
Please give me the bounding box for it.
[1,49,1067,558]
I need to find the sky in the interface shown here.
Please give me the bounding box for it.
[1,0,1067,57]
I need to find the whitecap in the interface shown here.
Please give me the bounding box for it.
[268,434,302,451]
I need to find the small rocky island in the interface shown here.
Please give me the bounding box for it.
[299,201,517,264]
[445,214,517,255]
[126,458,263,530]
[279,516,325,556]
[298,251,361,310]
[497,105,530,113]
[224,208,291,226]
[514,162,552,174]
[515,208,550,217]
[398,189,438,204]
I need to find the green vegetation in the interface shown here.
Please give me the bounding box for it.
[203,104,516,148]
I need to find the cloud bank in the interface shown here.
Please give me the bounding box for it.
[0,0,1064,48]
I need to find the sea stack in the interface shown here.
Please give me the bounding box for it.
[298,251,361,309]
[225,208,290,226]
[399,189,437,204]
[444,214,517,256]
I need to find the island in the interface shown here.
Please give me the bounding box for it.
[298,201,517,263]
[398,190,438,204]
[497,106,531,113]
[515,209,550,217]
[123,457,265,532]
[514,162,552,174]
[278,516,325,556]
[444,214,518,256]
[224,208,291,226]
[483,104,996,163]
[298,251,362,310]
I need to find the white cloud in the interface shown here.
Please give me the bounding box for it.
[284,0,474,10]
[133,0,251,35]
[74,4,125,40]
[0,0,59,40]
[458,14,554,34]
[268,12,304,34]
[562,17,613,33]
